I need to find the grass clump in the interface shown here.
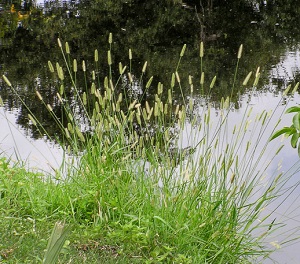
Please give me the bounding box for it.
[1,34,299,263]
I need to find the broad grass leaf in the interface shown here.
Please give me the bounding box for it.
[270,127,294,141]
[291,133,299,148]
[293,112,300,130]
[286,106,300,113]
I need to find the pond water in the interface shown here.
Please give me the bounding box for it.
[1,0,300,262]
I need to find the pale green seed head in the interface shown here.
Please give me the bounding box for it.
[94,49,98,62]
[242,71,252,86]
[129,49,132,60]
[65,42,70,54]
[119,62,123,75]
[171,73,175,88]
[180,44,186,57]
[200,72,205,85]
[128,72,133,83]
[210,76,217,89]
[107,50,112,66]
[73,59,77,72]
[200,41,204,58]
[47,104,53,112]
[146,76,153,89]
[175,71,180,83]
[292,82,300,94]
[48,61,54,73]
[82,60,86,72]
[57,38,62,48]
[28,114,37,126]
[60,84,64,95]
[83,92,87,105]
[0,96,3,107]
[237,44,243,59]
[108,32,113,44]
[142,61,147,73]
[92,71,96,81]
[36,90,43,101]
[2,75,11,87]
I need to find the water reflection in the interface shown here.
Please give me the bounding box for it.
[1,1,300,262]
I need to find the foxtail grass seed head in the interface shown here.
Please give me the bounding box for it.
[128,72,133,83]
[242,71,252,86]
[168,89,172,104]
[94,49,98,62]
[129,100,137,110]
[48,61,54,73]
[64,127,70,139]
[129,49,132,60]
[28,114,37,126]
[209,76,216,89]
[65,42,70,54]
[292,82,300,94]
[73,59,77,72]
[200,72,205,85]
[104,76,109,89]
[175,71,180,83]
[283,84,291,96]
[68,112,73,121]
[119,62,123,75]
[82,60,86,72]
[157,82,163,95]
[2,75,12,87]
[36,90,43,101]
[57,38,62,48]
[108,32,112,44]
[142,61,147,73]
[56,92,63,103]
[256,66,260,77]
[58,66,64,80]
[180,44,186,57]
[237,44,243,59]
[253,73,260,86]
[92,70,95,81]
[146,76,153,89]
[171,73,175,88]
[83,92,87,105]
[68,123,74,133]
[75,127,85,142]
[107,50,112,66]
[188,75,193,85]
[60,84,64,95]
[0,96,3,107]
[147,107,153,120]
[110,79,114,91]
[146,101,151,114]
[47,104,53,112]
[200,41,204,58]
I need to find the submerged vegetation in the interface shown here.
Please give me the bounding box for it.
[1,34,300,263]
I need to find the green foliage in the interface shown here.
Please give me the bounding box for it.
[270,101,300,156]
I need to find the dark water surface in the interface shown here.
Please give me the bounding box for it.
[1,0,300,262]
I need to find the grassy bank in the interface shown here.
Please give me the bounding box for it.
[1,36,300,263]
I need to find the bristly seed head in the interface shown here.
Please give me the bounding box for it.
[142,61,148,73]
[180,44,186,57]
[36,90,43,101]
[2,75,12,87]
[94,49,98,62]
[107,51,112,66]
[129,49,132,60]
[82,60,86,72]
[57,38,62,48]
[200,41,204,58]
[48,61,54,73]
[73,59,77,73]
[237,44,243,59]
[65,42,70,54]
[108,32,113,44]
